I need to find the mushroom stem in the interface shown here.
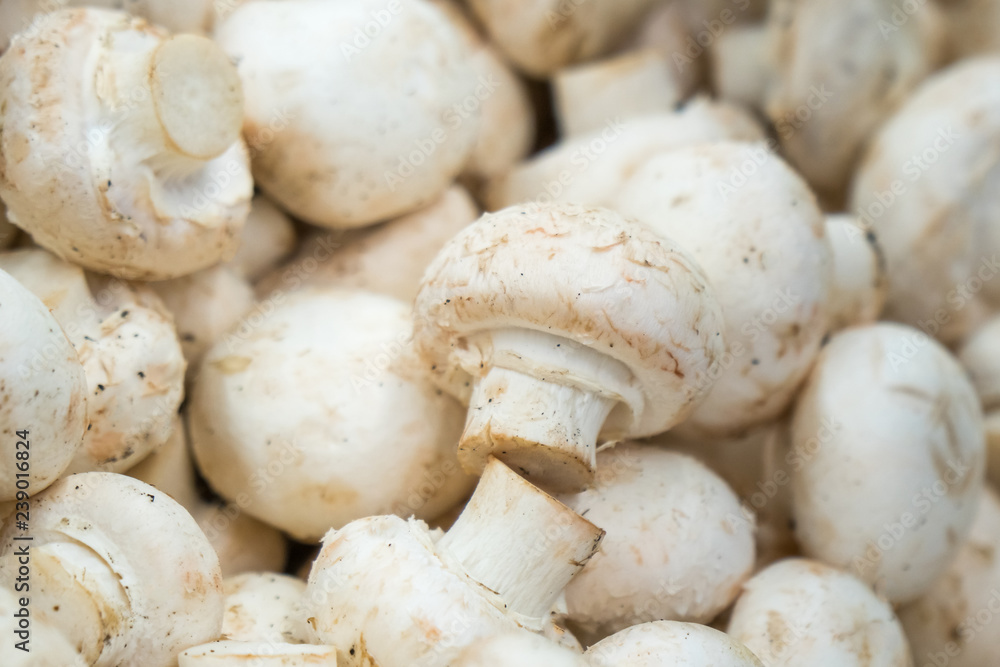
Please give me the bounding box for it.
[436,458,604,629]
[461,367,616,492]
[107,34,244,179]
[21,542,128,665]
[711,24,770,108]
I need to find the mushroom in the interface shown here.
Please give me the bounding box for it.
[823,214,888,330]
[190,287,473,542]
[147,265,255,383]
[653,420,800,572]
[127,414,289,577]
[554,443,755,644]
[0,8,252,280]
[727,559,912,666]
[0,248,186,474]
[179,641,339,666]
[222,572,309,644]
[454,629,588,667]
[0,585,87,666]
[614,141,831,437]
[214,0,481,229]
[485,98,764,212]
[465,0,663,77]
[0,472,224,666]
[850,57,1000,345]
[897,486,1000,666]
[620,2,703,100]
[0,267,88,500]
[586,621,765,667]
[303,457,604,667]
[958,315,1000,411]
[428,0,535,192]
[227,195,298,284]
[412,203,726,492]
[791,323,985,604]
[711,0,946,205]
[256,185,478,304]
[553,50,681,138]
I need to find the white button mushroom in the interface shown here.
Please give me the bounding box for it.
[620,2,703,102]
[413,203,726,492]
[615,141,832,437]
[179,641,339,666]
[0,268,87,500]
[711,0,946,205]
[555,443,755,644]
[466,0,663,77]
[222,572,309,644]
[553,50,682,138]
[454,629,588,667]
[898,487,1000,666]
[227,195,298,284]
[303,458,604,667]
[256,185,479,304]
[824,214,888,330]
[0,472,224,666]
[0,248,186,474]
[128,417,289,577]
[214,0,481,230]
[791,323,985,604]
[727,559,912,667]
[485,98,764,212]
[850,57,1000,345]
[586,621,765,667]
[0,8,252,280]
[190,287,473,542]
[0,585,87,666]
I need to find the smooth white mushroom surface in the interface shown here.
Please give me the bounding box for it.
[586,621,765,667]
[304,458,604,667]
[454,630,588,667]
[0,473,224,667]
[0,268,88,500]
[227,194,298,284]
[791,323,985,604]
[824,213,888,330]
[215,0,481,230]
[850,56,1000,345]
[190,287,473,542]
[616,141,832,437]
[0,248,186,474]
[413,203,727,492]
[556,444,755,644]
[0,8,252,280]
[221,572,308,644]
[899,486,1000,666]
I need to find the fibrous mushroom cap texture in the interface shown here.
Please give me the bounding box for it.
[413,203,727,438]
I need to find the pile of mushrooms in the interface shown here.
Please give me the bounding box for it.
[1,0,999,665]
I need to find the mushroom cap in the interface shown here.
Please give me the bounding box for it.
[126,413,201,510]
[454,629,588,667]
[179,641,338,666]
[557,444,754,644]
[148,264,255,379]
[898,487,1000,666]
[958,314,1000,410]
[215,0,481,229]
[227,195,298,283]
[791,323,985,604]
[194,504,290,578]
[0,8,251,280]
[727,559,911,666]
[304,515,517,666]
[189,287,471,542]
[257,185,478,304]
[466,0,661,76]
[616,141,831,437]
[850,57,1000,345]
[222,572,308,644]
[486,99,765,211]
[0,268,87,499]
[0,473,223,666]
[824,213,888,330]
[585,621,765,667]
[413,203,727,439]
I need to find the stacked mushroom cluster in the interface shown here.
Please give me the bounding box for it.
[0,0,998,665]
